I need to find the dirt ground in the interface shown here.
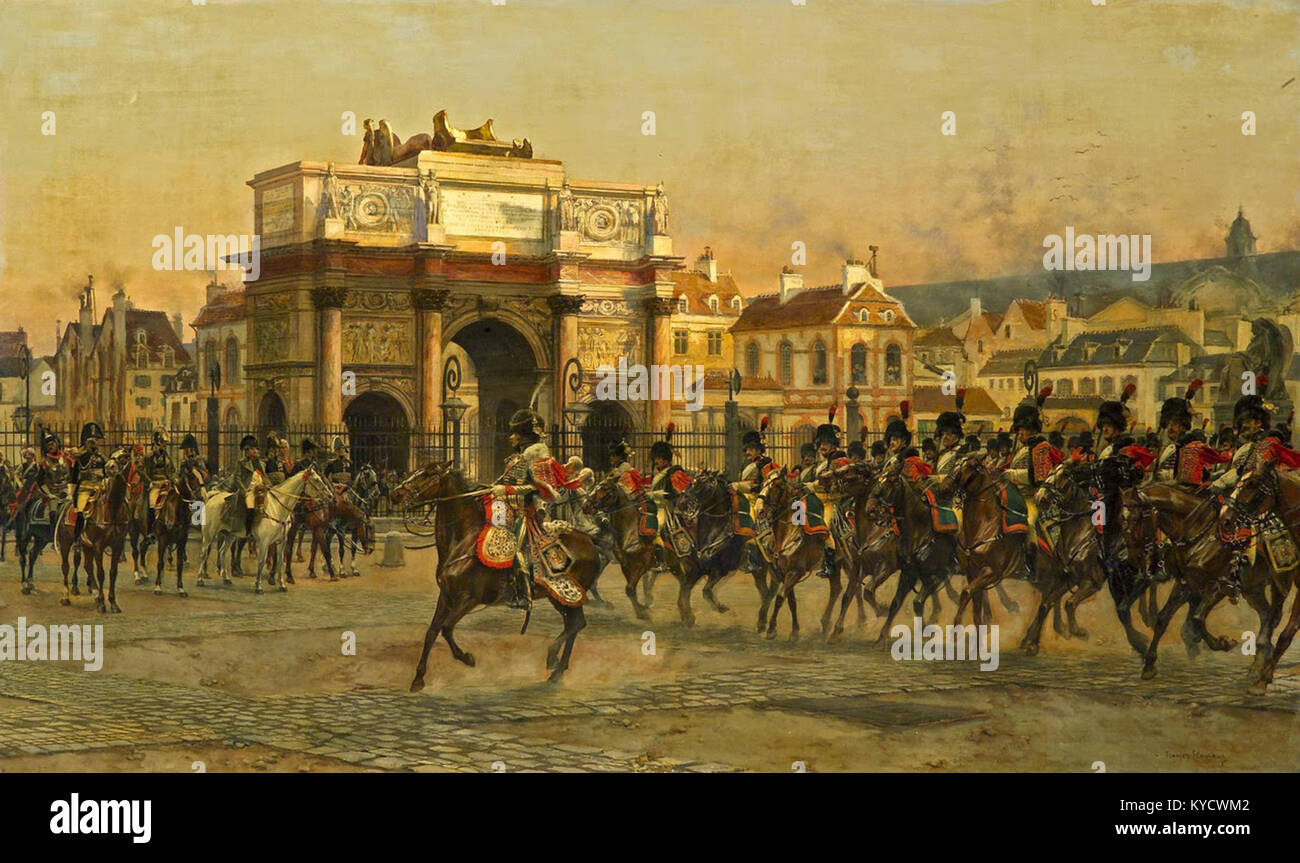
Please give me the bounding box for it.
[1,541,1297,772]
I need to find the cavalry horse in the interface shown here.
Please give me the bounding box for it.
[937,453,1030,630]
[391,461,602,687]
[864,463,957,645]
[147,464,204,596]
[15,486,59,595]
[753,469,830,640]
[285,489,340,582]
[321,490,377,577]
[1215,459,1299,693]
[1024,460,1133,654]
[671,470,756,627]
[586,473,657,620]
[1124,478,1275,680]
[198,468,331,593]
[75,448,135,613]
[822,461,890,642]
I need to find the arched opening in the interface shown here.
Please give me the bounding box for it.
[580,399,635,471]
[449,317,541,481]
[257,390,286,435]
[344,391,411,474]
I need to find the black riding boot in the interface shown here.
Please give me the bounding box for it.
[506,566,532,610]
[821,546,838,579]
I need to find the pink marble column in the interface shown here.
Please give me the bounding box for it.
[414,287,450,433]
[313,283,348,425]
[644,296,674,431]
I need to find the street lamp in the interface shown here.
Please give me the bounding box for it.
[16,344,31,444]
[441,356,468,467]
[559,357,588,459]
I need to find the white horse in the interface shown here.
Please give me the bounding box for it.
[197,468,330,593]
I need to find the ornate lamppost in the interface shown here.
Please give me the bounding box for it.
[16,343,32,445]
[440,356,468,468]
[724,368,743,478]
[206,360,222,471]
[558,357,589,460]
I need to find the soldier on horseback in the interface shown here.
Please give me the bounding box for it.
[289,438,320,476]
[882,402,920,472]
[648,424,694,558]
[178,434,209,491]
[223,435,264,537]
[806,409,850,580]
[930,393,967,483]
[1209,391,1283,496]
[264,433,291,484]
[793,442,817,481]
[731,419,777,495]
[69,422,107,538]
[31,432,72,521]
[143,429,174,521]
[325,436,352,490]
[1003,388,1063,564]
[608,435,647,494]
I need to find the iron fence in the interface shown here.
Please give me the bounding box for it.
[0,419,890,517]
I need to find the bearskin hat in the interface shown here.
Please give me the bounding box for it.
[649,423,675,463]
[885,401,911,445]
[181,433,199,452]
[814,406,841,446]
[239,434,258,451]
[1233,393,1271,428]
[1097,382,1135,432]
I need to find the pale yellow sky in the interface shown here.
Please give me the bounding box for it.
[2,0,1297,354]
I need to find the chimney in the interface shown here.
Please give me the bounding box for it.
[695,246,717,283]
[172,313,184,343]
[779,266,803,304]
[206,277,224,305]
[842,257,870,295]
[78,275,94,346]
[970,295,982,321]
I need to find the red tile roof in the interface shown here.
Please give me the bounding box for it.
[191,289,247,328]
[731,283,912,333]
[670,271,743,317]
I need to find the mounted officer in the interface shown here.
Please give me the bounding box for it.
[647,424,693,557]
[804,409,851,580]
[30,432,72,522]
[325,436,352,490]
[882,402,919,473]
[69,422,108,537]
[1004,386,1062,499]
[144,429,175,514]
[223,434,264,537]
[1095,384,1138,461]
[1209,391,1277,495]
[930,392,967,484]
[264,433,291,485]
[608,434,647,495]
[731,417,777,496]
[178,433,209,492]
[490,407,578,610]
[289,438,320,476]
[1150,380,1224,486]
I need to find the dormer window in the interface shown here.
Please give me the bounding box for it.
[882,309,894,324]
[730,296,743,313]
[708,295,719,315]
[1115,338,1131,354]
[136,329,147,346]
[677,295,688,314]
[1082,342,1099,361]
[1053,345,1067,361]
[858,309,870,323]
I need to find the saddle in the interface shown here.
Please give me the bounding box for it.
[921,488,960,534]
[526,516,585,606]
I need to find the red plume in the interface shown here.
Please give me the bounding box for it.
[1184,379,1203,401]
[1202,417,1210,429]
[1121,383,1136,404]
[1258,374,1269,391]
[956,388,966,411]
[828,406,837,422]
[760,415,769,432]
[1037,385,1052,407]
[899,400,910,421]
[665,422,675,442]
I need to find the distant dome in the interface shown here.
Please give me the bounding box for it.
[1225,206,1257,259]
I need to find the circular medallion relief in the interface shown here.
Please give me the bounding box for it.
[583,204,621,242]
[354,192,390,228]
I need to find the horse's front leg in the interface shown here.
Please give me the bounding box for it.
[108,542,123,613]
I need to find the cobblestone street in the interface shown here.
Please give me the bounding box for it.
[1,542,1297,772]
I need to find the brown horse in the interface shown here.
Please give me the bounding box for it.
[285,495,338,582]
[864,465,958,645]
[391,462,601,688]
[322,490,377,577]
[1025,461,1141,655]
[755,470,830,640]
[1126,482,1257,679]
[587,474,655,620]
[77,449,135,613]
[1217,462,1300,694]
[936,453,1027,630]
[671,470,759,627]
[148,467,203,597]
[822,462,887,641]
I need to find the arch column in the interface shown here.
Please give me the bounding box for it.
[414,286,451,433]
[643,296,674,431]
[548,294,585,425]
[312,277,348,425]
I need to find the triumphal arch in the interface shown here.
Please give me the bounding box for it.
[242,112,681,471]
